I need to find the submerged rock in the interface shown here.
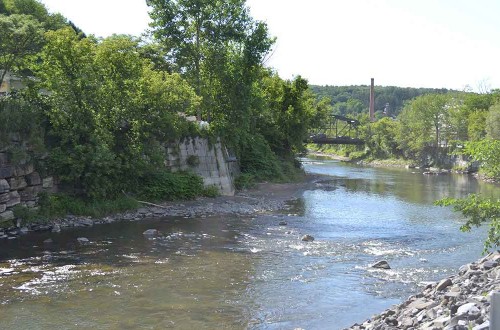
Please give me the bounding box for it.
[77,237,90,244]
[143,229,160,237]
[301,234,314,242]
[371,260,391,269]
[279,221,288,226]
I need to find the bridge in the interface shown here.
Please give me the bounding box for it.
[308,114,364,145]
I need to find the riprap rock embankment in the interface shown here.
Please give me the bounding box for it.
[348,251,500,330]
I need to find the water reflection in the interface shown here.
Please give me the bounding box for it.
[303,157,500,204]
[0,159,498,329]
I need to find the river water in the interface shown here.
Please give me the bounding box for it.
[1,159,499,329]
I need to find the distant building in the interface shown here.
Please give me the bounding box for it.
[0,71,24,95]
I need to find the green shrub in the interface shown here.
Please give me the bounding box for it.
[202,185,220,197]
[136,170,204,201]
[235,173,256,190]
[186,155,200,167]
[37,192,139,218]
[12,205,39,224]
[237,133,285,181]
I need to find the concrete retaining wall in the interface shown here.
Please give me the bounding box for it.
[165,137,236,196]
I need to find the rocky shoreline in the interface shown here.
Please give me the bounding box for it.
[347,251,500,330]
[0,179,312,240]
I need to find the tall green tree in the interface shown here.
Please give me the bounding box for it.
[0,13,44,87]
[398,93,450,160]
[486,103,500,140]
[365,117,401,159]
[38,27,199,198]
[147,0,253,120]
[2,0,66,30]
[255,73,323,156]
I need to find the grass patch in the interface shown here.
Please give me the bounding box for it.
[37,193,139,219]
[136,170,204,201]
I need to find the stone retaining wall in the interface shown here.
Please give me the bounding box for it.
[0,136,237,222]
[0,152,54,222]
[165,137,236,196]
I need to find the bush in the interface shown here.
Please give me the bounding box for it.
[202,185,220,197]
[237,133,285,181]
[37,192,139,218]
[12,205,39,224]
[136,170,204,201]
[235,173,256,190]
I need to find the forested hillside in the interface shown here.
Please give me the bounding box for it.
[310,84,451,117]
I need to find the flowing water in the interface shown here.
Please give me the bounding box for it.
[1,159,499,329]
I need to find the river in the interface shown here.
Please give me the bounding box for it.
[0,158,498,329]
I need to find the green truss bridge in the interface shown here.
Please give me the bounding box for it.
[308,114,364,145]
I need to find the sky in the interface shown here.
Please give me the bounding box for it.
[39,0,500,91]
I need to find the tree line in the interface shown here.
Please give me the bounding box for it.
[310,84,451,118]
[313,88,500,250]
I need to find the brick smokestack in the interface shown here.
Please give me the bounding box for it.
[369,78,375,122]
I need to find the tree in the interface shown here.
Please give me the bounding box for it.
[486,103,500,140]
[462,139,500,179]
[468,110,488,141]
[397,93,449,161]
[3,0,66,30]
[436,195,500,251]
[0,1,7,14]
[148,0,251,119]
[38,27,199,198]
[365,117,401,159]
[0,13,44,87]
[254,73,321,157]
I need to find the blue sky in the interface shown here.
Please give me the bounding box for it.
[40,0,500,91]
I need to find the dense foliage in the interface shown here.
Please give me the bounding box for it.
[311,87,500,250]
[147,0,325,183]
[0,0,327,218]
[436,195,500,251]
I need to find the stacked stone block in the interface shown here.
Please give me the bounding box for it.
[0,152,54,222]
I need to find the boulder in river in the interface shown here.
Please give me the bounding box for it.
[143,229,160,237]
[371,260,391,269]
[301,234,314,242]
[279,221,288,226]
[77,237,90,244]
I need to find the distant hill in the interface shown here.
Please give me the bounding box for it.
[310,85,453,117]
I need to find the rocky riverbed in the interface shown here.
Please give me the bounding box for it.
[347,251,500,330]
[0,179,315,240]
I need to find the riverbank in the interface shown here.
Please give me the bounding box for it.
[307,149,413,168]
[347,251,500,330]
[0,175,321,240]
